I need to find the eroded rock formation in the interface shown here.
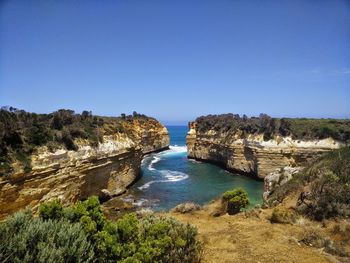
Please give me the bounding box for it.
[0,120,169,219]
[186,121,344,180]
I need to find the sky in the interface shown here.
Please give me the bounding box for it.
[1,0,350,125]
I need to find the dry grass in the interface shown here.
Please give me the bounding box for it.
[162,200,350,263]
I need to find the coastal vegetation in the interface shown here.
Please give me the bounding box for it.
[222,188,250,215]
[267,146,350,221]
[168,149,350,261]
[0,107,159,176]
[195,114,350,142]
[0,196,202,263]
[270,207,297,224]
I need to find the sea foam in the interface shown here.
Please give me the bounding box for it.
[138,170,189,190]
[148,156,161,171]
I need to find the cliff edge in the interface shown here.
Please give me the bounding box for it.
[186,114,349,179]
[0,108,169,219]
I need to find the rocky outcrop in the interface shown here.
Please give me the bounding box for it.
[186,121,344,179]
[0,121,169,219]
[262,166,303,204]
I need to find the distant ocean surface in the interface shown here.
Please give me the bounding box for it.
[129,126,264,211]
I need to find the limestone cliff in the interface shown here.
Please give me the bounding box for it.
[187,121,344,180]
[0,116,169,219]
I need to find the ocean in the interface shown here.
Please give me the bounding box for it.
[129,126,264,211]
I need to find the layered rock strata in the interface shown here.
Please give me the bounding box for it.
[186,121,344,180]
[0,122,169,219]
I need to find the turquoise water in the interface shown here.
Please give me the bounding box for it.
[129,126,264,211]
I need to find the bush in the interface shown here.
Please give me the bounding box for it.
[0,107,159,176]
[35,196,202,263]
[135,215,202,263]
[298,147,350,220]
[267,147,350,221]
[194,114,350,143]
[0,210,94,263]
[270,207,296,224]
[222,188,250,215]
[39,199,64,220]
[171,202,201,213]
[300,226,349,257]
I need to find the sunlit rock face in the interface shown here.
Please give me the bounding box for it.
[186,121,344,179]
[0,120,169,219]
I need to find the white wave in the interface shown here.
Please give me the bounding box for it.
[138,170,189,190]
[121,195,150,207]
[159,170,189,182]
[148,156,161,171]
[138,180,158,190]
[145,145,187,171]
[160,145,187,157]
[169,145,187,152]
[132,198,148,206]
[188,159,202,164]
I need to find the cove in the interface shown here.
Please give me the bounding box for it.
[129,126,264,211]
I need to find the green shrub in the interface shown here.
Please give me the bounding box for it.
[39,199,64,220]
[222,188,250,215]
[194,114,350,143]
[119,215,202,263]
[36,196,202,262]
[270,207,296,224]
[267,147,350,220]
[0,210,94,263]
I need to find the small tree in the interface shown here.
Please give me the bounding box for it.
[222,188,250,215]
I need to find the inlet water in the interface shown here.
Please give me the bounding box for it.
[129,126,264,211]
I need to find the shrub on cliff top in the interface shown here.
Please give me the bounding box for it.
[0,107,158,176]
[194,114,350,143]
[222,188,250,215]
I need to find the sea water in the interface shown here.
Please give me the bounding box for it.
[129,126,264,211]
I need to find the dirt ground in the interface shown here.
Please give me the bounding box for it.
[164,201,350,263]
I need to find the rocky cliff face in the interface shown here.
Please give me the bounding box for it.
[186,121,344,180]
[0,120,169,219]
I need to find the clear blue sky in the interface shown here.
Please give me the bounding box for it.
[1,0,349,125]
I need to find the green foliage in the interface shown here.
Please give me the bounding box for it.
[117,213,140,243]
[0,210,94,263]
[268,147,350,220]
[195,114,350,143]
[15,149,32,173]
[300,147,350,220]
[39,199,64,220]
[266,172,307,207]
[222,188,250,215]
[0,107,156,176]
[63,196,106,231]
[35,196,202,262]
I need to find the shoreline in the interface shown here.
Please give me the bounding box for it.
[187,155,263,182]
